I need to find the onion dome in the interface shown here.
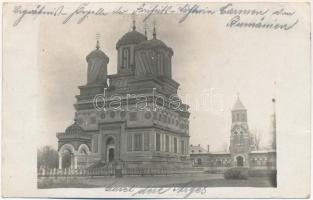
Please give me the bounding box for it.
[116,22,146,49]
[65,119,84,135]
[86,40,109,62]
[135,26,173,55]
[136,39,173,54]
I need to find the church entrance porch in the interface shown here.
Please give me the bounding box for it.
[58,144,77,169]
[58,143,91,169]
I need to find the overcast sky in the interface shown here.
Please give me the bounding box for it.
[26,3,311,152]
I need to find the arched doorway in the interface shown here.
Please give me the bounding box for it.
[236,156,244,167]
[106,137,115,163]
[59,144,76,169]
[108,148,114,162]
[62,149,73,169]
[197,158,202,165]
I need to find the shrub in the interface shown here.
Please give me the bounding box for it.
[269,170,277,187]
[224,167,249,180]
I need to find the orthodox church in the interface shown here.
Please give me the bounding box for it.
[56,21,191,170]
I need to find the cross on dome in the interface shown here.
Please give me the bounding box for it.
[144,21,148,40]
[153,19,157,39]
[132,14,136,31]
[96,33,100,50]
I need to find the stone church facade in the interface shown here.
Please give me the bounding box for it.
[56,22,191,170]
[190,97,277,172]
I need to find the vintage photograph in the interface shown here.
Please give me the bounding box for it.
[2,2,310,198]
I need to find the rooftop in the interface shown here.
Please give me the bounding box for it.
[232,96,246,110]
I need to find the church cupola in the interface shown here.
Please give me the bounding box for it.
[231,96,247,123]
[86,38,109,86]
[116,20,146,74]
[134,24,174,79]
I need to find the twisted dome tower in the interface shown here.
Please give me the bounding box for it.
[134,24,173,79]
[116,20,146,74]
[86,39,109,86]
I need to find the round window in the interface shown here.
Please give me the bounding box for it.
[100,112,106,119]
[144,111,152,119]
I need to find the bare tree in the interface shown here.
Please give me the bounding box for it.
[37,146,59,169]
[250,129,263,150]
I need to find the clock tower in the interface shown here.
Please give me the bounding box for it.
[230,96,250,167]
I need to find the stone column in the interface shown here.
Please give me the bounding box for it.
[58,154,62,169]
[74,155,78,169]
[99,133,104,160]
[70,156,74,169]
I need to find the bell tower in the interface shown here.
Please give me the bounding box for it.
[230,96,251,168]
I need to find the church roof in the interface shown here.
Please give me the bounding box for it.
[232,97,246,110]
[135,38,174,55]
[116,30,146,49]
[86,49,109,62]
[189,144,208,154]
[65,120,84,135]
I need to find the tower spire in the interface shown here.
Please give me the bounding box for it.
[96,33,100,50]
[74,113,78,124]
[132,19,136,31]
[132,14,136,31]
[144,22,148,40]
[232,93,245,111]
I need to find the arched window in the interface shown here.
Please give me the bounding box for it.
[134,134,142,151]
[156,133,161,151]
[106,137,114,146]
[234,135,240,144]
[122,47,130,69]
[165,135,169,152]
[240,135,244,143]
[197,158,202,165]
[174,137,178,153]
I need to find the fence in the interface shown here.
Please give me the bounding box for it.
[37,166,204,178]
